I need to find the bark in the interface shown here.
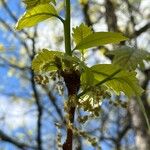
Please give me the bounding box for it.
[62,69,80,150]
[105,0,118,32]
[129,99,150,150]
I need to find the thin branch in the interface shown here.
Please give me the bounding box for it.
[1,0,18,22]
[30,28,43,150]
[132,22,150,38]
[30,70,43,150]
[43,87,64,120]
[1,0,33,39]
[105,0,118,32]
[0,17,31,56]
[81,1,93,28]
[0,130,36,150]
[125,0,137,46]
[0,56,30,71]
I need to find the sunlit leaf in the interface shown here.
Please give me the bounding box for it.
[107,46,150,70]
[81,64,143,97]
[32,48,88,73]
[32,49,63,73]
[81,68,94,88]
[72,23,93,45]
[60,54,87,70]
[23,0,56,9]
[74,32,128,50]
[15,4,57,30]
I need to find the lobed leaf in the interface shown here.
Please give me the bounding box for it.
[107,46,150,70]
[32,49,87,73]
[81,64,143,97]
[60,54,88,70]
[81,68,94,89]
[15,4,57,30]
[74,32,128,50]
[72,23,93,45]
[32,49,63,73]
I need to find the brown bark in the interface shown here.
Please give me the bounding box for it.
[63,107,76,150]
[62,69,80,150]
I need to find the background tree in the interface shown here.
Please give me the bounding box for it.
[80,1,150,149]
[0,0,149,150]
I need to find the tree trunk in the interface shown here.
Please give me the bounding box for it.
[129,99,150,150]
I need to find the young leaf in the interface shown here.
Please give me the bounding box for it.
[32,49,86,73]
[74,32,128,50]
[15,4,57,30]
[81,68,94,88]
[23,0,56,9]
[23,0,38,9]
[32,49,63,73]
[72,23,93,45]
[60,54,88,71]
[81,64,143,97]
[107,46,150,70]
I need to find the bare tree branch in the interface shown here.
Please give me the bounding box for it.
[132,22,150,38]
[0,17,31,56]
[0,130,37,150]
[1,0,33,39]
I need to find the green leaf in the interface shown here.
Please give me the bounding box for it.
[81,68,94,88]
[74,32,128,50]
[32,49,63,73]
[15,4,57,30]
[32,49,86,73]
[72,23,93,45]
[60,54,88,71]
[23,0,56,9]
[81,64,143,97]
[107,46,150,70]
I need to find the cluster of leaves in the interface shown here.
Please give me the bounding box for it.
[15,0,57,30]
[15,0,150,148]
[15,0,150,114]
[31,24,149,116]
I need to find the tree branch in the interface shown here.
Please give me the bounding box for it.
[0,130,36,150]
[30,28,43,150]
[0,17,31,56]
[62,70,80,150]
[105,0,118,32]
[132,22,150,38]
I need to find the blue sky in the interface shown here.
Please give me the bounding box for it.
[0,0,143,150]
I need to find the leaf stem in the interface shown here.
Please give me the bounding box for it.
[64,0,72,56]
[54,14,65,24]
